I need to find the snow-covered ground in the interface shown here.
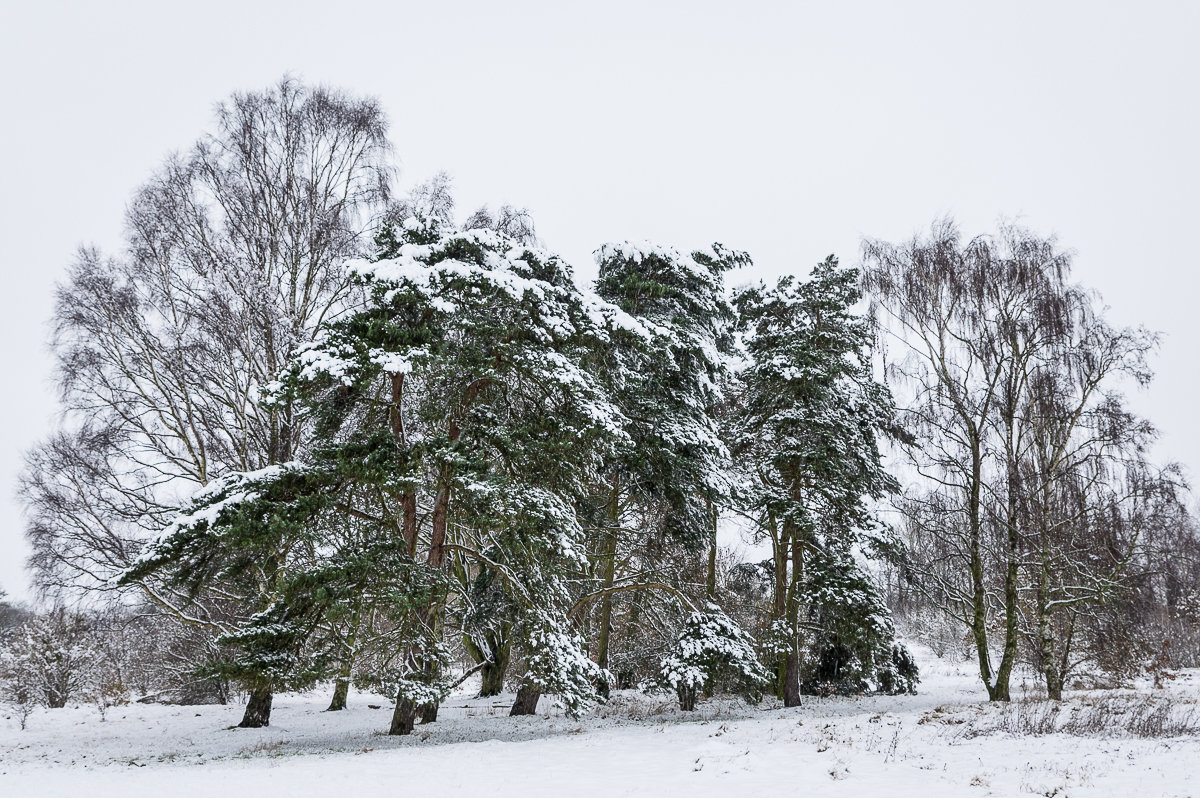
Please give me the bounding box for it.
[2,647,1197,797]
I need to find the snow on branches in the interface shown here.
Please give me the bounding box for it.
[656,605,769,711]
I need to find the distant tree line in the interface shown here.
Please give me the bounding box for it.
[4,78,1197,732]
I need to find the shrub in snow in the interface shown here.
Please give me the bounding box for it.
[656,606,769,711]
[801,551,918,696]
[516,610,607,718]
[0,608,130,718]
[876,642,920,696]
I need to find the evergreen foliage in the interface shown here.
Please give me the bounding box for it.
[731,256,909,704]
[114,236,922,722]
[592,241,744,547]
[801,549,916,695]
[657,605,769,711]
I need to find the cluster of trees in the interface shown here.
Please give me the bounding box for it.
[864,223,1200,700]
[7,78,1198,733]
[0,595,232,728]
[108,204,912,732]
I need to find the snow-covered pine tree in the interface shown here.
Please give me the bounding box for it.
[130,216,633,732]
[591,241,742,547]
[119,462,378,726]
[583,242,747,693]
[325,217,639,726]
[801,546,918,695]
[731,256,906,706]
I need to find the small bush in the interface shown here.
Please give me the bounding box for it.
[656,606,769,711]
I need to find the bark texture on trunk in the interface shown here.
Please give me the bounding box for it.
[327,599,362,712]
[768,513,788,700]
[677,686,697,711]
[990,490,1021,703]
[509,685,541,716]
[429,478,451,569]
[986,405,1024,703]
[595,516,618,700]
[1045,669,1064,701]
[479,641,510,697]
[966,442,1000,700]
[1037,560,1064,701]
[782,514,804,708]
[402,492,418,557]
[326,678,349,712]
[239,688,273,728]
[390,697,418,735]
[480,664,505,698]
[783,650,801,707]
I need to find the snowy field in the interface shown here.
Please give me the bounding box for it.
[2,647,1197,798]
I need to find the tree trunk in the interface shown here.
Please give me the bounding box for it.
[479,634,511,697]
[327,598,362,712]
[783,648,801,707]
[1037,557,1064,701]
[705,499,718,601]
[239,687,273,728]
[327,677,349,712]
[464,627,511,698]
[768,512,788,700]
[391,533,452,730]
[1053,613,1077,701]
[509,685,541,716]
[389,373,420,560]
[1045,668,1064,702]
[988,382,1027,704]
[989,458,1023,703]
[782,517,804,708]
[677,685,697,711]
[390,696,417,735]
[770,515,787,619]
[966,442,998,699]
[480,663,506,697]
[429,478,451,569]
[595,496,619,699]
[402,491,418,558]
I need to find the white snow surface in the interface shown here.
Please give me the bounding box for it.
[2,646,1197,797]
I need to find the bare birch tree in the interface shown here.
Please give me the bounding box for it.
[22,77,393,726]
[864,220,1090,701]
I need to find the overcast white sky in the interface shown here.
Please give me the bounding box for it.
[1,1,1197,602]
